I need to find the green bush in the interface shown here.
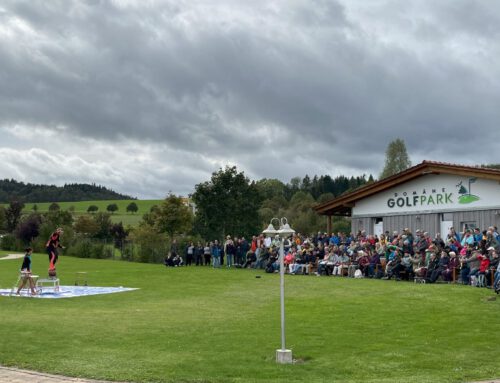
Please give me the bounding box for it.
[1,234,18,251]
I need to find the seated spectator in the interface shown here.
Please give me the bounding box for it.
[242,250,256,268]
[253,246,270,269]
[332,251,346,276]
[486,248,499,287]
[315,248,334,276]
[384,251,402,280]
[427,251,450,283]
[165,252,183,267]
[474,252,490,287]
[357,251,370,276]
[411,252,426,278]
[290,250,307,274]
[424,252,440,282]
[465,250,482,284]
[367,251,381,278]
[399,251,413,280]
[442,251,459,282]
[348,250,363,277]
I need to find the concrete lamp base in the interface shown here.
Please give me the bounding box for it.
[276,349,293,364]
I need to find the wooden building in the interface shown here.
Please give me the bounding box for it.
[314,161,500,237]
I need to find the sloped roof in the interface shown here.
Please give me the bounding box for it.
[314,161,500,216]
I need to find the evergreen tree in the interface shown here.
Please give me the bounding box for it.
[380,138,412,179]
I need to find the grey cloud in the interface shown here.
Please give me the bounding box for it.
[1,0,500,197]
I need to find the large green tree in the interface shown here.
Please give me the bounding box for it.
[154,194,193,241]
[0,206,6,232]
[380,138,412,179]
[192,166,262,240]
[5,200,24,233]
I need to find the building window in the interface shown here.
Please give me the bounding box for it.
[461,221,477,231]
[442,213,453,221]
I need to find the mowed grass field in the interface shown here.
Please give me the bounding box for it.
[1,200,163,226]
[0,252,499,383]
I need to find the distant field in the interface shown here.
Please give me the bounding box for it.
[1,199,163,227]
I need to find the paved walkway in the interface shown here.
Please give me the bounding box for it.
[0,253,25,261]
[0,365,498,383]
[0,366,126,383]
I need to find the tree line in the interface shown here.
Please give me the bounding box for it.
[0,140,417,263]
[0,179,134,203]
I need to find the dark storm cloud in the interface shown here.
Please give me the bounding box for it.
[1,0,500,197]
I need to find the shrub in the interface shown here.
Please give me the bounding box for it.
[0,234,17,251]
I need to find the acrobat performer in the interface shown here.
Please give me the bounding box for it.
[46,227,64,276]
[17,247,37,295]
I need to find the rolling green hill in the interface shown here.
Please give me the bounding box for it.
[1,199,163,227]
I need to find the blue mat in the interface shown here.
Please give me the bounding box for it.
[0,286,138,299]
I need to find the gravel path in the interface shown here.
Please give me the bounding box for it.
[0,366,127,383]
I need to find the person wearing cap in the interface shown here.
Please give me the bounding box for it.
[46,227,64,276]
[441,251,457,282]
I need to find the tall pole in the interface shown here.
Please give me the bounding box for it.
[279,237,285,351]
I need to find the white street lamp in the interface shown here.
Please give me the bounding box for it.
[262,217,295,364]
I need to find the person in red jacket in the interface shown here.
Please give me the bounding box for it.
[46,227,64,276]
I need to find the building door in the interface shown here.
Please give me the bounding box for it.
[440,221,453,238]
[373,219,384,237]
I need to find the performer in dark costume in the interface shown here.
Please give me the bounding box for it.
[46,227,64,277]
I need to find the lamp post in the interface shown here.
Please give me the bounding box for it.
[262,217,295,364]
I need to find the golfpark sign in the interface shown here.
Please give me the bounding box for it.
[352,173,500,216]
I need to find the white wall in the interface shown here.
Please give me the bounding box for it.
[353,174,500,217]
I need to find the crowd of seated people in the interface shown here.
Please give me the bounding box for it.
[167,227,500,293]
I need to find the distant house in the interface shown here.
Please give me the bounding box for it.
[314,161,500,237]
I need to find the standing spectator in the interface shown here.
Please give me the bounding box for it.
[211,240,222,268]
[194,242,203,266]
[185,242,194,266]
[224,236,235,268]
[203,242,212,266]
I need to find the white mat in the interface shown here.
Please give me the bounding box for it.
[0,286,138,299]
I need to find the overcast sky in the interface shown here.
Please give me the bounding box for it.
[1,0,500,199]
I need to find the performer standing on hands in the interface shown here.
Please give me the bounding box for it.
[46,227,64,277]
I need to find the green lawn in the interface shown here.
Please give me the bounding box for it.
[0,199,163,227]
[0,253,499,383]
